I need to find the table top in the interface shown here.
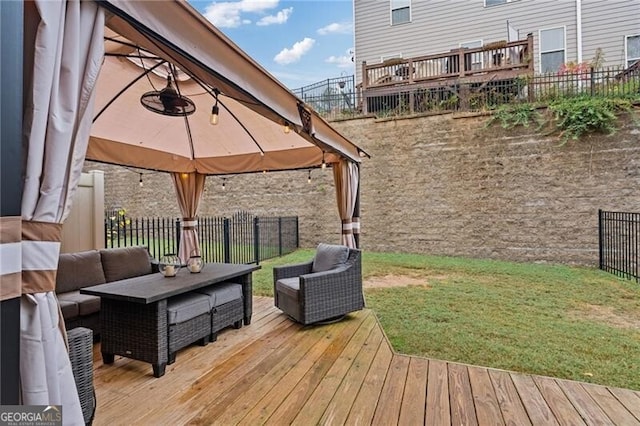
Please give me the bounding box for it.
[80,263,260,304]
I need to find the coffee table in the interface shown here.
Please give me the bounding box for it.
[81,263,260,377]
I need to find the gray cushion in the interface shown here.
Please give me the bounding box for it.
[167,293,211,324]
[58,299,79,320]
[196,282,243,307]
[57,291,101,316]
[275,277,300,300]
[56,250,106,294]
[100,246,152,282]
[311,243,349,273]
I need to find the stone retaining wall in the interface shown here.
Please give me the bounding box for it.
[86,110,640,265]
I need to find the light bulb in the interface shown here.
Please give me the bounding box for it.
[283,122,291,134]
[210,104,219,125]
[307,170,311,184]
[139,174,143,187]
[222,180,226,190]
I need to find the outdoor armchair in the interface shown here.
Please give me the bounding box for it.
[273,243,364,325]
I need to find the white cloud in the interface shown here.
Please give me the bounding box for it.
[203,0,279,28]
[317,22,353,35]
[325,55,353,68]
[257,7,293,26]
[274,38,315,65]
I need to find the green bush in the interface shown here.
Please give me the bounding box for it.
[549,97,633,143]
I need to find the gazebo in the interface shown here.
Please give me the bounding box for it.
[0,1,366,422]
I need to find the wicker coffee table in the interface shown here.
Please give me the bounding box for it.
[81,263,259,377]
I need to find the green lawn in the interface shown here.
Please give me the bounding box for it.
[253,249,640,391]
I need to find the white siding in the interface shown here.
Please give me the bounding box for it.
[354,0,639,83]
[581,0,640,67]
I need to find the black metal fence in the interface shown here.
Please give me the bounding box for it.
[598,209,640,282]
[303,66,639,120]
[105,210,299,264]
[292,75,358,120]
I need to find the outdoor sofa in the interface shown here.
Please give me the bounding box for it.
[56,245,157,335]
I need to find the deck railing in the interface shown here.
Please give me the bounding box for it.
[362,35,534,92]
[105,210,298,265]
[599,209,640,282]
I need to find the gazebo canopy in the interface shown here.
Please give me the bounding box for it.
[88,0,366,174]
[6,2,365,422]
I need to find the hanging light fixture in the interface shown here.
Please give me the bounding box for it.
[307,169,312,184]
[222,177,226,190]
[321,151,327,170]
[210,90,220,125]
[283,121,291,134]
[139,173,143,187]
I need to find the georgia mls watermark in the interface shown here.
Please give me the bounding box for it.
[0,406,62,426]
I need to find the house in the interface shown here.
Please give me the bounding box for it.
[354,0,640,85]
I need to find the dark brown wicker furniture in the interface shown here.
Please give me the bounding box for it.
[195,282,244,341]
[273,245,364,325]
[81,263,259,377]
[56,246,157,336]
[68,327,95,425]
[167,292,212,365]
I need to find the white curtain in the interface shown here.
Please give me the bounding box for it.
[333,160,360,248]
[172,172,206,264]
[21,1,104,424]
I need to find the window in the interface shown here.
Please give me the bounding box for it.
[391,0,410,25]
[485,0,519,7]
[626,35,640,67]
[460,40,483,70]
[539,27,565,73]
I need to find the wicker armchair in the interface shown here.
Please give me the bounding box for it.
[68,327,96,425]
[273,245,364,325]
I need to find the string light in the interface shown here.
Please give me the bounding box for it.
[283,121,291,134]
[139,173,143,187]
[321,151,326,170]
[222,177,226,190]
[210,90,219,125]
[307,169,312,184]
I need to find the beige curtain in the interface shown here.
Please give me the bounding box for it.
[333,159,360,248]
[172,172,206,264]
[21,1,104,423]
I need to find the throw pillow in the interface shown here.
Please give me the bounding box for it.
[311,243,349,273]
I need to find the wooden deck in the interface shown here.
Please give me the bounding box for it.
[92,296,640,425]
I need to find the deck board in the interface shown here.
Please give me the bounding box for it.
[448,362,478,426]
[398,357,428,425]
[468,366,505,426]
[91,296,640,425]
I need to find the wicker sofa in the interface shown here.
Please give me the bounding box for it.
[273,243,364,325]
[56,246,157,335]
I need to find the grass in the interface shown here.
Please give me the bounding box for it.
[253,249,640,391]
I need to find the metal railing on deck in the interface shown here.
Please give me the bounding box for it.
[599,209,640,282]
[105,210,298,264]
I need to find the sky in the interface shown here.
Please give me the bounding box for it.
[188,0,355,90]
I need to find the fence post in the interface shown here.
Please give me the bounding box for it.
[223,217,230,263]
[175,218,181,256]
[598,209,603,270]
[590,67,595,97]
[253,217,260,265]
[278,217,283,257]
[104,217,108,248]
[295,217,299,248]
